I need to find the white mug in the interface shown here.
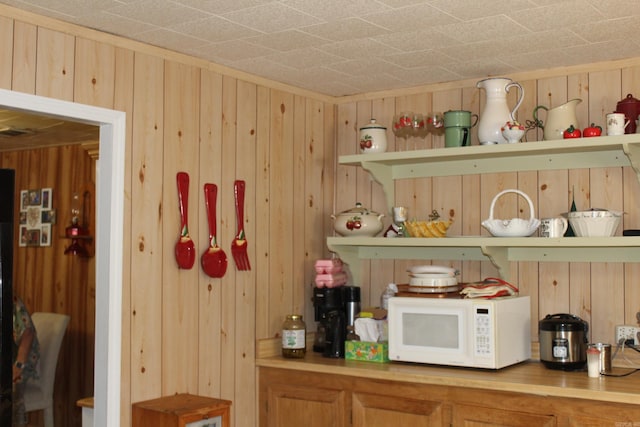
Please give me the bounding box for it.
[606,113,630,135]
[540,217,568,238]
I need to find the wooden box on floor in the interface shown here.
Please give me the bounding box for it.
[132,393,231,427]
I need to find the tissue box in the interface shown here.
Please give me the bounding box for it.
[345,341,389,363]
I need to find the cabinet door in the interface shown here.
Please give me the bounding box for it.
[567,415,638,426]
[264,382,348,427]
[452,403,556,427]
[352,392,446,427]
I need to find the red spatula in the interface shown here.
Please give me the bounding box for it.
[175,172,196,269]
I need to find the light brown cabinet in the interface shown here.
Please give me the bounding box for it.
[132,394,231,427]
[262,381,348,427]
[259,366,640,427]
[352,391,446,427]
[451,404,555,427]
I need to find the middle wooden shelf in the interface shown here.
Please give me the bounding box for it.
[327,236,640,283]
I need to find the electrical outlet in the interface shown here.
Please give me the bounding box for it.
[615,325,639,344]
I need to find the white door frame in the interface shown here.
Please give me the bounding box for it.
[0,88,125,427]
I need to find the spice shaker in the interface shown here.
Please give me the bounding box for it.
[586,345,600,378]
[589,342,611,374]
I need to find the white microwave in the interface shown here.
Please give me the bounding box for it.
[388,296,531,369]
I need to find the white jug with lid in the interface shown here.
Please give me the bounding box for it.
[477,77,524,144]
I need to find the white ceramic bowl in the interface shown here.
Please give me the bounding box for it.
[567,210,621,237]
[501,127,525,143]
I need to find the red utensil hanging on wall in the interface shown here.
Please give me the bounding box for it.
[201,183,228,278]
[231,180,251,270]
[175,172,196,269]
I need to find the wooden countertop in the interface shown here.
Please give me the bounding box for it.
[257,351,640,405]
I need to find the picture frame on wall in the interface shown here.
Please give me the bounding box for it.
[41,188,52,210]
[41,210,56,224]
[20,190,28,211]
[26,229,40,247]
[40,224,51,246]
[19,187,55,248]
[28,189,41,206]
[19,225,27,247]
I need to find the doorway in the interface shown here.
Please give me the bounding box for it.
[0,88,125,427]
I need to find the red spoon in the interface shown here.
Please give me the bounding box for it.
[175,172,196,269]
[201,183,228,278]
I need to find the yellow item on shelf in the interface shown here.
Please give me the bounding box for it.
[403,219,452,238]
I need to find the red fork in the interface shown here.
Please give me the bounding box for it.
[231,180,251,270]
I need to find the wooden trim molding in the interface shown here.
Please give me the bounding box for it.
[81,141,99,160]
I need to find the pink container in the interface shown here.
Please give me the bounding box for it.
[314,259,343,275]
[314,272,347,288]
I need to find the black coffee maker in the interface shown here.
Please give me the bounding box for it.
[313,286,360,358]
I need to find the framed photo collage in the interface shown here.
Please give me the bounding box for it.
[19,188,55,247]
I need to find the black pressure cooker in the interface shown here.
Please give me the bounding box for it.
[539,313,588,371]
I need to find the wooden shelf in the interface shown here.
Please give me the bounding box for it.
[339,134,640,213]
[332,135,640,283]
[328,236,640,283]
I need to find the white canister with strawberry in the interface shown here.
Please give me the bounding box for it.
[331,202,385,237]
[359,119,387,153]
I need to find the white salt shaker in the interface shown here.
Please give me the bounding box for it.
[587,345,601,378]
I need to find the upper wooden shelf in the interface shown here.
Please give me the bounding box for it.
[333,135,640,282]
[339,134,640,212]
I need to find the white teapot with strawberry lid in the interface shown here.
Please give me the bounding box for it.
[332,202,384,236]
[359,119,387,153]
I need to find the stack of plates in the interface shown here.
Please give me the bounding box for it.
[406,265,459,293]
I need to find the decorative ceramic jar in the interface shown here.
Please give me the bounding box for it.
[332,202,384,237]
[501,120,526,143]
[616,93,640,134]
[359,119,387,153]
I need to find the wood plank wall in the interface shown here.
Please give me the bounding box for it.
[0,145,95,427]
[0,5,335,427]
[336,69,640,345]
[2,4,640,427]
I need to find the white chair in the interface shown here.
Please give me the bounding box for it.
[23,312,70,427]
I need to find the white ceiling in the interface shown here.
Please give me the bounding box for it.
[0,108,98,150]
[2,0,640,97]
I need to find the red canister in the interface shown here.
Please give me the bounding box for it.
[616,93,640,134]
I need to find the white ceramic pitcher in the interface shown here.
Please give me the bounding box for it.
[533,99,582,141]
[477,77,524,144]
